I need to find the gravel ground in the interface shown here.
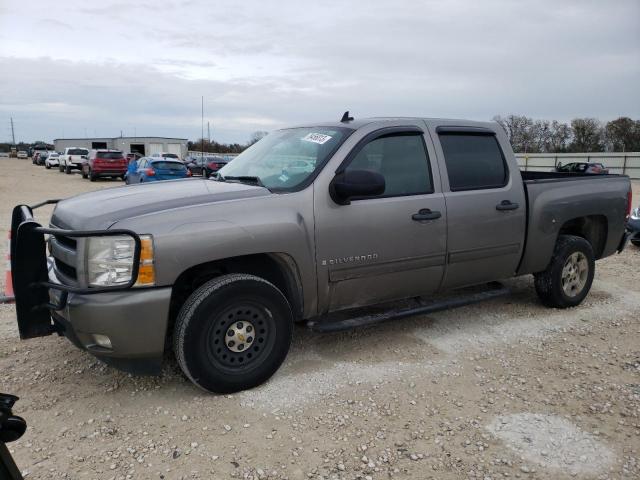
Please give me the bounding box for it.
[1,158,639,480]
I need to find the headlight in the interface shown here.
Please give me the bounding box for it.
[631,208,640,220]
[86,234,155,287]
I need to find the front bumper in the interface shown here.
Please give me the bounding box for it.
[10,202,170,374]
[50,279,172,373]
[627,217,640,242]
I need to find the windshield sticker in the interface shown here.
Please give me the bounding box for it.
[302,133,332,145]
[279,173,289,182]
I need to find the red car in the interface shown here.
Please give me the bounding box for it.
[82,149,128,181]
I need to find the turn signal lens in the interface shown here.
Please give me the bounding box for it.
[135,235,155,286]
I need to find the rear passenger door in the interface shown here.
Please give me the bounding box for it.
[429,125,526,288]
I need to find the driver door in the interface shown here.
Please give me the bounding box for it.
[314,128,447,312]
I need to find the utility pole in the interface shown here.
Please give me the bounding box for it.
[207,121,211,149]
[10,117,15,145]
[201,96,204,156]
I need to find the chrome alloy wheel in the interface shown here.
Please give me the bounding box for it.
[561,252,589,297]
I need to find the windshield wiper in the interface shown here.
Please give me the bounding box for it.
[222,175,267,188]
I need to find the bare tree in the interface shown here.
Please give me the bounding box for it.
[569,118,604,152]
[605,117,640,152]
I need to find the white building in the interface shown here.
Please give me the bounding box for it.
[53,136,188,159]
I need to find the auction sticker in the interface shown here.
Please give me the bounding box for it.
[302,133,332,145]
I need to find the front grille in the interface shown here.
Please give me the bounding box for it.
[49,224,79,284]
[56,235,77,249]
[54,258,77,280]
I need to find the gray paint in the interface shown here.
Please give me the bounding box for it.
[44,117,631,366]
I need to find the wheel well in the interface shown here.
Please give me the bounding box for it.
[167,253,304,340]
[558,215,607,259]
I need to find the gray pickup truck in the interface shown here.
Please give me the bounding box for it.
[11,116,632,393]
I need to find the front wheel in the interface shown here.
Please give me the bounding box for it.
[173,274,293,393]
[65,165,72,174]
[534,234,595,308]
[45,163,51,169]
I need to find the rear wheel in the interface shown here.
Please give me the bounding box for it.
[45,163,51,169]
[89,169,96,182]
[173,274,293,393]
[58,164,64,172]
[65,165,72,174]
[534,235,595,308]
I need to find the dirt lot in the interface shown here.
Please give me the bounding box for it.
[1,157,639,480]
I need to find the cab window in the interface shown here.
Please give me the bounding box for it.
[345,133,433,197]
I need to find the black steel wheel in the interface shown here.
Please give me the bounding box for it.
[174,274,293,393]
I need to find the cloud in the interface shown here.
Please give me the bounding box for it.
[0,0,638,143]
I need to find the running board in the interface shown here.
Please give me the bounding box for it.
[307,282,509,333]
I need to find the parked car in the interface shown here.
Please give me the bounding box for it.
[31,152,40,165]
[555,162,609,174]
[59,147,89,174]
[627,205,640,247]
[150,152,181,162]
[186,155,229,176]
[44,153,60,169]
[10,116,632,393]
[81,149,127,181]
[126,152,142,163]
[16,151,27,159]
[0,393,27,479]
[125,157,191,184]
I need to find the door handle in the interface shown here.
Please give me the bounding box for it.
[412,208,442,221]
[496,200,519,211]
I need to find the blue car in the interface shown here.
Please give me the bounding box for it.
[125,157,191,184]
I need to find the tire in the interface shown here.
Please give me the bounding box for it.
[89,169,96,182]
[82,169,88,179]
[65,165,72,174]
[534,234,595,309]
[45,163,51,169]
[631,239,640,247]
[59,164,64,172]
[173,274,293,393]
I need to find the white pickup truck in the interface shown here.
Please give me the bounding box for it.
[58,147,89,174]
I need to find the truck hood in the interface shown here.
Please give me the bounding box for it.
[51,179,271,230]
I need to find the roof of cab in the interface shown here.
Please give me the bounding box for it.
[287,116,500,131]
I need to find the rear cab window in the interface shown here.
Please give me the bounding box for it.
[437,132,507,191]
[96,151,124,159]
[68,148,89,156]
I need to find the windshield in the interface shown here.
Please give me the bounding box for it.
[218,127,352,191]
[162,153,179,159]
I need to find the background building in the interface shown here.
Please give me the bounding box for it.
[53,136,188,158]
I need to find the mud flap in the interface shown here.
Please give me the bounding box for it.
[11,207,54,339]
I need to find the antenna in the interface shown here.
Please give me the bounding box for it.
[340,111,354,123]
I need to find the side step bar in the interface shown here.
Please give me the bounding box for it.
[307,282,509,333]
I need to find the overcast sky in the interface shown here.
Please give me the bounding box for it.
[1,0,639,144]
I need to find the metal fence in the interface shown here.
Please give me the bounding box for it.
[515,152,640,179]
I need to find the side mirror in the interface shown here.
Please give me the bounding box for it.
[330,169,385,205]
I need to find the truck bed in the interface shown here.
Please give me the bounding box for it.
[521,170,623,182]
[517,171,630,275]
